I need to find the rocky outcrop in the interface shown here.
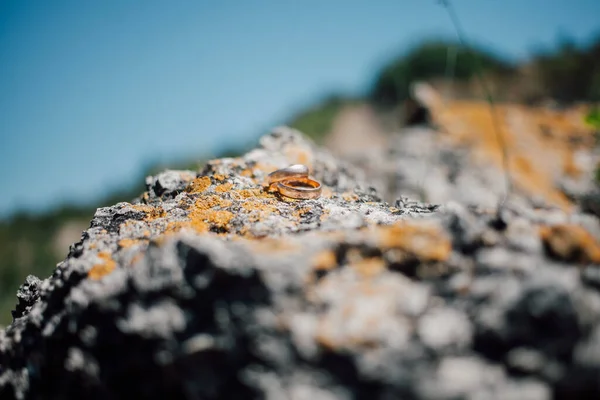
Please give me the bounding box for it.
[2,127,600,399]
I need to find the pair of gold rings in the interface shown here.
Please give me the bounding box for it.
[266,164,322,200]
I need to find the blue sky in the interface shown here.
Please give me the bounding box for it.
[1,0,599,217]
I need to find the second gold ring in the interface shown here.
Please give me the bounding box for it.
[266,164,309,187]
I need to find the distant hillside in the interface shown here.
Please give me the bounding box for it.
[285,37,600,146]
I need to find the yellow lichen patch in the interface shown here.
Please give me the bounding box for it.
[194,195,233,211]
[240,199,280,224]
[241,199,278,212]
[163,221,186,235]
[118,238,142,248]
[378,222,452,262]
[88,252,116,280]
[240,169,255,178]
[351,257,386,278]
[186,208,234,232]
[292,207,313,219]
[229,187,275,201]
[238,188,264,198]
[161,193,236,234]
[209,210,235,226]
[186,176,212,194]
[214,182,234,193]
[312,250,337,271]
[213,174,227,181]
[540,224,600,264]
[426,94,595,210]
[132,205,166,220]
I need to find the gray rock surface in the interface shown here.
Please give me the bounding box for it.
[1,127,600,399]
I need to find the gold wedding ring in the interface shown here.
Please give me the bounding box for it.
[265,164,322,200]
[266,164,309,187]
[277,177,322,200]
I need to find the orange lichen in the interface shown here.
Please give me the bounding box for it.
[118,238,142,248]
[425,95,595,210]
[214,182,234,193]
[240,169,255,178]
[378,222,452,262]
[88,252,116,280]
[160,192,237,234]
[292,207,313,219]
[241,200,281,224]
[132,205,166,220]
[209,210,235,226]
[228,187,275,201]
[186,176,212,194]
[351,257,386,278]
[312,250,338,271]
[213,174,227,181]
[164,221,185,235]
[188,195,235,231]
[540,224,600,264]
[194,195,233,210]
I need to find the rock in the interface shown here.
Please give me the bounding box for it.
[11,275,42,320]
[145,170,196,200]
[540,223,600,263]
[1,127,600,399]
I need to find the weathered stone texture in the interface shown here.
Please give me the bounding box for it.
[1,127,600,399]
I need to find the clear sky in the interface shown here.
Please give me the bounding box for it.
[1,0,599,217]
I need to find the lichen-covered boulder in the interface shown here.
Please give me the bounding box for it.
[1,127,600,400]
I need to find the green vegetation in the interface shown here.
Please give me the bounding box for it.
[0,205,92,322]
[370,36,600,107]
[533,37,600,103]
[586,107,600,130]
[286,95,360,143]
[370,40,515,106]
